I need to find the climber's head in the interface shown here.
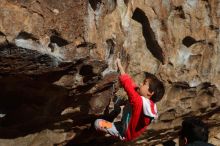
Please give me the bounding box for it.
[137,72,165,103]
[179,117,209,146]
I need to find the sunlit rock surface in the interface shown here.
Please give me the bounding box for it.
[0,0,219,145]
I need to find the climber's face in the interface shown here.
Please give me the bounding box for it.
[138,78,154,98]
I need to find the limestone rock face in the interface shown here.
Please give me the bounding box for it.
[0,0,219,146]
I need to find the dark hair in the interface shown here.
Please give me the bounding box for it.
[180,117,209,143]
[144,72,165,103]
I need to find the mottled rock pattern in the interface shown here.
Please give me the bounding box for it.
[0,0,219,146]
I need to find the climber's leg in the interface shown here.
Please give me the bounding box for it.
[94,119,124,140]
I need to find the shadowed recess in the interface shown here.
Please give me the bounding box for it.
[173,81,190,89]
[132,8,165,64]
[0,31,5,36]
[50,35,69,47]
[174,6,185,19]
[182,36,197,47]
[0,75,100,139]
[163,140,176,146]
[76,42,96,49]
[106,39,115,58]
[0,76,69,138]
[79,65,99,83]
[16,31,38,41]
[124,0,129,5]
[89,0,102,11]
[79,65,95,76]
[0,42,14,51]
[48,29,69,47]
[209,25,219,30]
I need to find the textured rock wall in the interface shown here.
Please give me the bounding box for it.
[87,0,220,145]
[0,0,219,146]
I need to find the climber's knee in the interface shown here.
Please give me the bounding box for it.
[94,119,113,131]
[94,119,101,130]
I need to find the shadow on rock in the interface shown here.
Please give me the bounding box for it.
[0,76,93,139]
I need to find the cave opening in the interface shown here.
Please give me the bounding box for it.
[89,0,102,11]
[182,36,197,47]
[132,8,165,64]
[50,35,69,47]
[16,31,38,41]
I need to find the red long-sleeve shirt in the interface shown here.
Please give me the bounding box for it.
[119,74,157,141]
